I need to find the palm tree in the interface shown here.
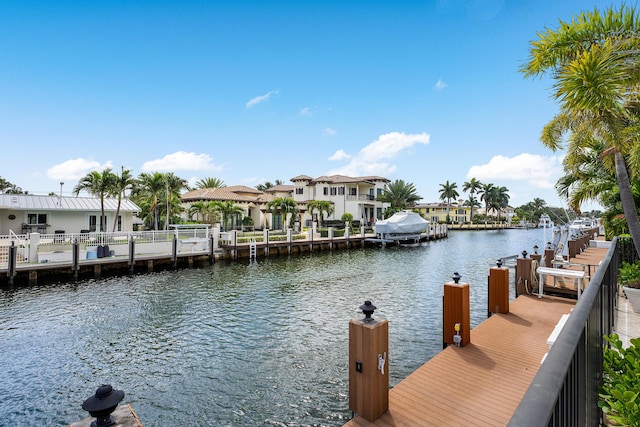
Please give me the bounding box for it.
[216,200,244,230]
[438,180,459,221]
[73,168,116,232]
[463,178,482,222]
[132,172,166,230]
[109,167,136,232]
[195,177,226,189]
[163,173,189,230]
[521,4,640,255]
[256,180,284,192]
[492,186,510,223]
[266,197,299,231]
[479,183,495,222]
[463,195,481,223]
[188,201,209,223]
[377,180,421,215]
[307,200,334,226]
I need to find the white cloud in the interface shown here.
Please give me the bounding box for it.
[47,158,113,181]
[324,127,337,136]
[246,90,280,108]
[299,107,312,117]
[434,79,447,90]
[466,153,563,189]
[141,151,222,172]
[327,131,430,176]
[329,149,350,161]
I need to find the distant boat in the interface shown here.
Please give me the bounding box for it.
[373,211,430,243]
[568,217,595,238]
[539,214,553,229]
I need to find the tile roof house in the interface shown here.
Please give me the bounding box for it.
[180,174,391,230]
[0,194,141,235]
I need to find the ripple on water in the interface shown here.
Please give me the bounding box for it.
[0,229,546,426]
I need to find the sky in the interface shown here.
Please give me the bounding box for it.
[0,0,629,211]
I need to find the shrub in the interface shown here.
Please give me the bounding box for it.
[619,261,640,289]
[599,334,640,426]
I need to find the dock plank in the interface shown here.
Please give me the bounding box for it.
[344,295,576,426]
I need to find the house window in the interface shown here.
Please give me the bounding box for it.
[338,187,345,195]
[27,213,47,224]
[376,207,383,219]
[323,187,329,195]
[117,215,122,232]
[330,187,337,196]
[376,188,382,196]
[295,187,303,195]
[349,188,357,196]
[89,215,108,232]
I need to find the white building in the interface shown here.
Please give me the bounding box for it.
[0,194,141,235]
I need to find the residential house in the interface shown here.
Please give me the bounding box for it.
[180,175,392,230]
[0,194,141,236]
[412,201,472,224]
[290,175,390,226]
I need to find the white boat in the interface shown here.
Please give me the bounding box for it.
[568,217,595,238]
[374,211,430,243]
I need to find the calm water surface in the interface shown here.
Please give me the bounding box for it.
[0,229,546,426]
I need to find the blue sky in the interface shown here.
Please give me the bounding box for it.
[0,1,626,210]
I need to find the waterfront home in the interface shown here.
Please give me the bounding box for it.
[181,175,392,230]
[411,201,472,224]
[0,194,141,236]
[290,175,390,227]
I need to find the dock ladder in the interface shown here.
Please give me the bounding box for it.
[249,238,257,260]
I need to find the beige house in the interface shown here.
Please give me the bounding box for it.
[412,201,472,224]
[180,174,392,230]
[0,194,140,235]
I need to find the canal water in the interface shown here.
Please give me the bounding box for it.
[0,228,546,426]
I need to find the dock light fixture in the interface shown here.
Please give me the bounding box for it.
[81,384,125,427]
[522,250,528,258]
[359,300,377,321]
[546,241,553,250]
[452,272,461,284]
[533,245,539,254]
[496,259,503,268]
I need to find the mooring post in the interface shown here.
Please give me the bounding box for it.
[209,235,215,265]
[349,300,389,422]
[72,238,80,280]
[172,236,178,269]
[7,241,16,286]
[128,238,135,274]
[443,272,470,348]
[488,260,509,317]
[515,251,532,297]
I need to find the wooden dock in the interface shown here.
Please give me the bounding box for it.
[344,243,609,427]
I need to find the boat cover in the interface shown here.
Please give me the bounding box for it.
[375,211,429,235]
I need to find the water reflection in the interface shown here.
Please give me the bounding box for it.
[0,229,545,426]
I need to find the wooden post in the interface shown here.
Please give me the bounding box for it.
[172,236,178,269]
[443,273,470,348]
[7,241,16,286]
[72,239,80,280]
[544,248,554,268]
[515,256,532,297]
[488,264,509,316]
[128,239,135,274]
[349,302,388,422]
[349,320,389,421]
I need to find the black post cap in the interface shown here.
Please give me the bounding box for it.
[359,300,376,321]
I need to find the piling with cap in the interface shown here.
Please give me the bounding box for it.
[443,272,470,348]
[488,260,509,317]
[349,300,389,422]
[81,384,125,427]
[515,250,532,297]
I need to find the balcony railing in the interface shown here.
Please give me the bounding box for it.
[345,195,375,201]
[508,237,620,426]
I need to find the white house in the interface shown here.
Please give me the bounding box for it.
[0,194,141,235]
[290,174,390,226]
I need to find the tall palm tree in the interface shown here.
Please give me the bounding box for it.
[438,180,459,220]
[377,180,421,214]
[195,177,226,189]
[109,167,136,232]
[307,200,334,226]
[163,173,189,230]
[521,4,640,254]
[479,183,495,222]
[266,197,299,231]
[73,168,116,232]
[132,172,166,230]
[463,195,480,223]
[463,178,482,221]
[492,186,510,223]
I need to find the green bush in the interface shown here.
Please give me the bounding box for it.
[599,334,640,426]
[619,261,640,289]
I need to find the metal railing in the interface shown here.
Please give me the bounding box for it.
[508,237,620,426]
